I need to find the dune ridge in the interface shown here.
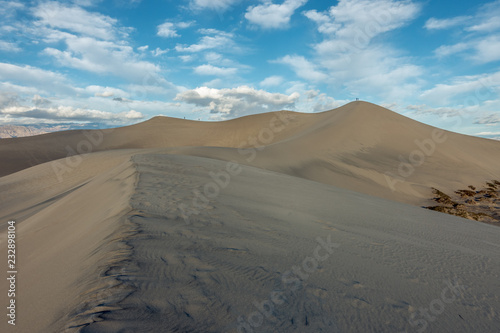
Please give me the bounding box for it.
[1,102,499,332]
[1,102,499,208]
[5,153,495,332]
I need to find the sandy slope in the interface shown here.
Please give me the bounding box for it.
[0,150,138,332]
[1,102,499,332]
[2,153,499,332]
[1,102,499,207]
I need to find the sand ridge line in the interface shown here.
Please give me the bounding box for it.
[59,153,216,331]
[58,157,146,332]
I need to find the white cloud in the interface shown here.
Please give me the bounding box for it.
[31,3,162,83]
[137,45,149,52]
[466,0,500,32]
[433,37,500,63]
[151,47,168,57]
[194,64,238,76]
[157,21,192,38]
[309,92,343,112]
[424,16,470,30]
[0,40,21,52]
[434,42,469,58]
[33,1,125,40]
[475,114,500,125]
[157,22,178,37]
[179,55,195,62]
[32,94,52,107]
[475,131,500,135]
[420,71,500,106]
[245,0,307,29]
[304,0,420,40]
[0,1,24,18]
[260,76,285,87]
[175,86,300,117]
[189,0,238,11]
[42,36,160,82]
[288,0,422,99]
[0,63,69,91]
[473,36,500,63]
[276,55,328,82]
[404,104,466,117]
[85,85,128,98]
[175,30,235,53]
[347,64,422,100]
[0,105,143,122]
[0,91,20,109]
[428,1,500,63]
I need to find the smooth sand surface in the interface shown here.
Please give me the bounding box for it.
[1,153,499,332]
[1,102,499,206]
[0,102,499,332]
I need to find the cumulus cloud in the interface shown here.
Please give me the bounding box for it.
[157,21,192,38]
[0,62,72,95]
[434,42,469,58]
[189,0,239,11]
[304,0,420,40]
[475,131,500,135]
[428,1,500,63]
[42,36,160,82]
[157,22,178,37]
[0,105,144,122]
[151,47,168,57]
[433,37,500,63]
[474,113,500,125]
[85,85,128,98]
[473,36,500,63]
[194,64,238,76]
[32,94,52,107]
[245,0,308,29]
[33,1,125,40]
[0,1,24,18]
[273,0,422,100]
[175,86,300,117]
[30,2,163,83]
[420,71,500,106]
[0,40,21,52]
[276,55,328,82]
[405,104,465,117]
[466,0,500,32]
[260,76,284,87]
[0,91,20,109]
[424,16,470,30]
[308,92,343,112]
[175,30,236,53]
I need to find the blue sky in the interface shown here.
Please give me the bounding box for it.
[0,0,499,139]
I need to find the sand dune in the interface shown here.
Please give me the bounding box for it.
[1,153,499,332]
[1,102,499,207]
[1,102,499,332]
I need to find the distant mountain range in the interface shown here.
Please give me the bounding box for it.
[0,123,111,138]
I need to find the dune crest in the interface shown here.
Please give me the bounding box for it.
[1,102,500,332]
[1,101,499,208]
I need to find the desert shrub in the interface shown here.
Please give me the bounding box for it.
[486,182,498,190]
[485,191,498,198]
[455,190,475,197]
[432,188,456,205]
[426,206,448,213]
[453,203,466,209]
[469,212,492,221]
